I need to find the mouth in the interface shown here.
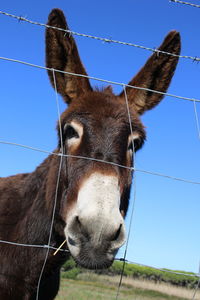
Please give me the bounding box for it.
[74,256,114,270]
[70,244,117,269]
[66,235,118,269]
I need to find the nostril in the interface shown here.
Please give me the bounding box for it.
[75,215,89,238]
[68,236,76,246]
[76,216,81,226]
[112,224,122,241]
[68,215,82,235]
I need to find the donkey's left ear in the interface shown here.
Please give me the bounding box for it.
[119,31,181,115]
[46,9,92,104]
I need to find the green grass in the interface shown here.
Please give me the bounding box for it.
[55,277,189,300]
[58,258,198,299]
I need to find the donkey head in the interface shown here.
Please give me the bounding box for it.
[46,9,180,269]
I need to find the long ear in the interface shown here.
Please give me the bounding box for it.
[119,31,181,115]
[46,9,92,104]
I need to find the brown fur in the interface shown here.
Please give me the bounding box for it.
[0,8,181,299]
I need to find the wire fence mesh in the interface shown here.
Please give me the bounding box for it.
[0,7,200,300]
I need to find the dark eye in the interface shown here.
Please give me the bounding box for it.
[128,138,143,152]
[63,124,79,140]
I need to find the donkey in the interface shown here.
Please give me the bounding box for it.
[0,8,181,300]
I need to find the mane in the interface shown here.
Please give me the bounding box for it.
[94,85,113,95]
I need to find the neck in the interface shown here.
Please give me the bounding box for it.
[16,153,67,248]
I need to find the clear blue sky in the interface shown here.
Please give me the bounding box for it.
[0,1,200,273]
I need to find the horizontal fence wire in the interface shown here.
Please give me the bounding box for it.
[115,258,200,278]
[1,56,200,104]
[0,239,199,278]
[0,239,69,252]
[1,9,200,62]
[170,0,200,8]
[1,139,200,185]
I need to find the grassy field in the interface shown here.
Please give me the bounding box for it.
[55,273,199,300]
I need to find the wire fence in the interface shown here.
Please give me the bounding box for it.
[0,7,200,300]
[1,56,200,104]
[170,0,200,9]
[1,9,200,62]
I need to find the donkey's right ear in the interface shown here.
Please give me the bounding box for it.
[46,9,92,104]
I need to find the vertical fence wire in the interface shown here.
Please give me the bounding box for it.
[192,261,200,300]
[35,156,63,299]
[193,100,200,140]
[52,69,64,153]
[115,85,138,299]
[35,69,64,299]
[191,101,200,299]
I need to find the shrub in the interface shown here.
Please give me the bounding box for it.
[61,257,199,288]
[62,257,76,272]
[62,268,80,280]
